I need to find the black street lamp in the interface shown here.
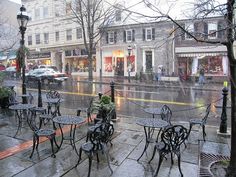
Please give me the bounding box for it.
[17,5,29,104]
[127,45,132,83]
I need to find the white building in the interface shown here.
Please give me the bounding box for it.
[22,0,97,75]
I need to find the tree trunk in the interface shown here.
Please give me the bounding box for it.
[88,52,93,81]
[227,63,236,177]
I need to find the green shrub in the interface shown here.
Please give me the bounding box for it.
[0,87,12,99]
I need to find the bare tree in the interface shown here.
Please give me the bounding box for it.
[67,0,116,80]
[0,1,19,53]
[115,0,236,176]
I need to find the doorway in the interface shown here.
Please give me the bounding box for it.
[145,51,152,72]
[116,57,124,76]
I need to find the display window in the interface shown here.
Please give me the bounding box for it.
[198,56,223,75]
[104,57,113,72]
[127,55,135,72]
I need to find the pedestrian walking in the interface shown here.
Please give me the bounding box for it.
[198,67,205,85]
[65,63,69,75]
[156,66,162,81]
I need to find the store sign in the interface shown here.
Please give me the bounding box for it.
[28,52,51,59]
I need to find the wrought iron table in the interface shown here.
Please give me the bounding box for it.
[136,118,168,161]
[53,115,85,155]
[144,108,162,118]
[9,103,35,137]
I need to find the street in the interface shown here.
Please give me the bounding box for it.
[7,76,229,127]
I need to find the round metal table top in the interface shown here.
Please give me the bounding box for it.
[136,118,168,128]
[9,104,35,110]
[44,98,63,104]
[53,115,84,125]
[144,108,162,115]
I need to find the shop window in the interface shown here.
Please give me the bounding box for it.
[66,29,72,41]
[65,50,72,56]
[127,55,135,72]
[55,31,59,41]
[104,57,113,72]
[28,35,32,45]
[198,56,223,75]
[44,33,49,44]
[36,34,40,44]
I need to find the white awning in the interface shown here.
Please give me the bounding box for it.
[176,52,226,57]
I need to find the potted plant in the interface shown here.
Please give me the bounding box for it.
[0,87,12,108]
[91,95,115,122]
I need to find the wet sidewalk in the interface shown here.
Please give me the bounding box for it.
[0,106,231,177]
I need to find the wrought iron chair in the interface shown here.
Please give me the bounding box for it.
[46,90,60,99]
[155,105,172,141]
[75,122,114,177]
[8,90,20,106]
[188,104,211,141]
[149,125,188,177]
[77,97,94,123]
[86,108,115,144]
[39,98,61,129]
[28,109,59,158]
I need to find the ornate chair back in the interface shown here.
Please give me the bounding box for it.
[161,105,172,125]
[46,90,60,99]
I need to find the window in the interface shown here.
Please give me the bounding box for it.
[55,5,60,16]
[208,23,217,39]
[76,28,82,39]
[55,31,59,41]
[66,2,72,14]
[28,35,32,45]
[35,8,40,19]
[115,9,121,22]
[43,7,48,18]
[44,33,49,44]
[36,34,40,44]
[146,28,152,41]
[185,23,194,39]
[108,32,114,44]
[66,29,72,41]
[126,30,132,42]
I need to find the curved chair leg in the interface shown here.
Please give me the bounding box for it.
[148,146,157,163]
[30,135,36,158]
[188,123,193,139]
[87,154,93,177]
[49,137,56,158]
[36,136,39,150]
[177,153,183,177]
[104,148,113,174]
[75,147,83,167]
[154,154,163,177]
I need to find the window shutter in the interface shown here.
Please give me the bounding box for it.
[114,31,117,43]
[204,22,208,39]
[106,32,108,44]
[152,28,155,40]
[123,31,126,42]
[181,24,185,40]
[132,29,135,41]
[143,29,145,41]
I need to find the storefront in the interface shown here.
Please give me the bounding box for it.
[177,53,228,81]
[64,49,96,74]
[102,48,136,77]
[27,51,51,69]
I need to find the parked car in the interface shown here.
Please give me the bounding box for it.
[0,64,6,71]
[33,65,58,71]
[4,66,19,78]
[25,68,68,84]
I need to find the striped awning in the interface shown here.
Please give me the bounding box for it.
[176,52,226,57]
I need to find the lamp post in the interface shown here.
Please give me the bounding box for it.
[17,5,29,104]
[127,45,132,83]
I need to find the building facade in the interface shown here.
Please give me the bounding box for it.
[175,16,228,81]
[22,0,97,75]
[100,21,174,78]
